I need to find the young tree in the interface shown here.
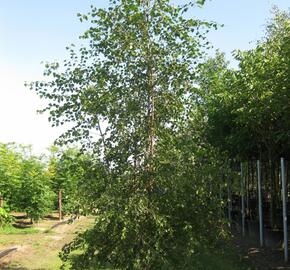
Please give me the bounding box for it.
[0,144,55,223]
[49,148,92,220]
[0,143,22,209]
[30,1,224,269]
[17,154,54,223]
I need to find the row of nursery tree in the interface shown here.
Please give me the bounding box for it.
[198,8,290,229]
[0,143,98,224]
[199,8,290,163]
[23,0,290,268]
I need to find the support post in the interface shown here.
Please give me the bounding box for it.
[241,162,245,237]
[281,158,288,262]
[246,162,249,218]
[58,190,62,221]
[257,160,263,247]
[227,178,232,224]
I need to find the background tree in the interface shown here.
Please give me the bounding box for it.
[0,144,55,223]
[17,154,54,223]
[196,8,290,228]
[52,148,92,219]
[0,143,22,209]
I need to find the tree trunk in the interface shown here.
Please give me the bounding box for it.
[144,0,155,163]
[58,190,62,221]
[143,0,155,192]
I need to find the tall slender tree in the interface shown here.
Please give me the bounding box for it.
[30,1,225,269]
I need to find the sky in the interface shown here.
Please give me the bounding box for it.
[0,0,289,154]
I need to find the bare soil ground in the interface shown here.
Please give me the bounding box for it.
[232,229,290,270]
[0,213,94,270]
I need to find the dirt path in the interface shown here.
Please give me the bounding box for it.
[0,216,94,270]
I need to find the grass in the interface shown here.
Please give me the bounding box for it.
[63,248,250,270]
[0,216,250,270]
[0,225,39,235]
[194,251,250,270]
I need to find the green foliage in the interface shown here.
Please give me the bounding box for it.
[56,149,93,215]
[192,8,289,231]
[47,147,100,216]
[17,156,54,222]
[0,207,14,227]
[0,142,96,223]
[0,144,54,222]
[60,158,225,269]
[0,143,22,208]
[198,9,290,161]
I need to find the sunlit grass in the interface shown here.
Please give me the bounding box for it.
[0,225,39,235]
